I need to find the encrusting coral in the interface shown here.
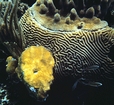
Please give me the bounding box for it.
[16,46,55,99]
[0,0,114,101]
[6,56,17,74]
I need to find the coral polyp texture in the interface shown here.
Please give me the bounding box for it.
[0,0,114,101]
[16,46,55,99]
[19,0,114,79]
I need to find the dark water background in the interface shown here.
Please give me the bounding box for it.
[0,0,114,105]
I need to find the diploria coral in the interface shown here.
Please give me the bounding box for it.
[19,0,114,80]
[0,0,114,101]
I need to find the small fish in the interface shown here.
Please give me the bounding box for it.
[82,65,99,71]
[72,78,84,91]
[72,64,101,91]
[83,81,102,87]
[72,78,102,91]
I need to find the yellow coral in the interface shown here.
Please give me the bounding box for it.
[6,56,17,74]
[16,46,55,98]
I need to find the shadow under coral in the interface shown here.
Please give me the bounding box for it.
[0,66,114,105]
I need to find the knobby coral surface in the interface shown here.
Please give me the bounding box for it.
[0,0,114,101]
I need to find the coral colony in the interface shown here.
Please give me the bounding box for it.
[0,0,114,101]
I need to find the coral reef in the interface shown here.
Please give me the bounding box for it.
[0,0,114,102]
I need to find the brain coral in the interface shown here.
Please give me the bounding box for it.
[19,0,114,80]
[0,0,114,101]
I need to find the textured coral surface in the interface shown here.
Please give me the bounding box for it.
[16,46,55,99]
[0,0,114,105]
[6,56,17,74]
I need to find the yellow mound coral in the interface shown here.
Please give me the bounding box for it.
[16,46,55,98]
[6,56,17,74]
